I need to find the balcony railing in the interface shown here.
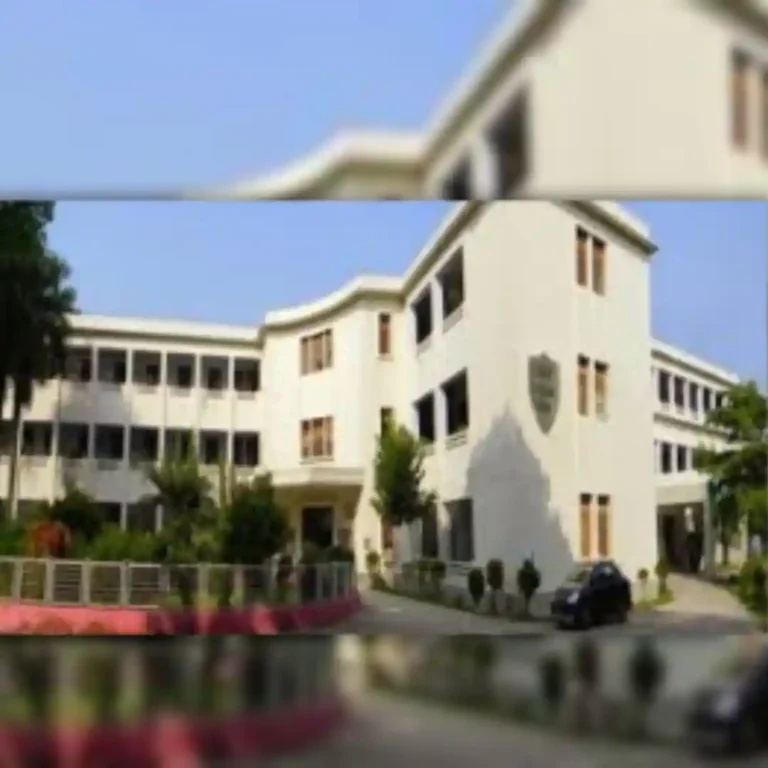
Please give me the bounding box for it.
[0,557,356,608]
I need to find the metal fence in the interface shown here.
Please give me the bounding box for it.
[0,636,339,725]
[0,557,357,607]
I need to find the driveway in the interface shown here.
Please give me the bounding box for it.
[258,691,764,768]
[325,585,756,636]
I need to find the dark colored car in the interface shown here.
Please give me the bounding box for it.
[687,645,768,756]
[550,560,632,629]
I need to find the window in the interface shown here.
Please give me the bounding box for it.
[715,392,724,410]
[676,445,688,473]
[594,361,609,418]
[300,330,333,375]
[415,393,436,444]
[442,161,472,200]
[442,370,469,437]
[378,313,392,356]
[592,238,606,295]
[577,356,590,416]
[575,227,588,287]
[489,88,529,195]
[673,376,685,408]
[64,347,92,383]
[421,504,439,559]
[300,417,334,460]
[233,432,260,467]
[702,387,712,412]
[658,370,670,404]
[413,290,433,345]
[58,423,89,460]
[660,442,672,474]
[94,425,125,461]
[439,249,465,320]
[200,432,226,465]
[177,365,193,389]
[380,407,394,436]
[579,494,592,560]
[447,498,474,562]
[206,367,224,391]
[234,359,260,393]
[596,496,611,558]
[129,427,159,463]
[732,49,750,149]
[21,422,53,457]
[689,382,699,412]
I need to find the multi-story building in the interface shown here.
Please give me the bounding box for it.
[0,202,742,590]
[214,0,768,199]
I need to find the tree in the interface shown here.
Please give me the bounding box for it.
[1,246,76,517]
[694,381,768,563]
[371,423,436,544]
[0,202,57,424]
[218,471,291,565]
[40,483,103,544]
[143,448,216,605]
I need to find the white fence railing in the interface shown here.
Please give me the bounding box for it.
[0,557,357,607]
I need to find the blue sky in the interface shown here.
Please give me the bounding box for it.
[0,0,510,190]
[47,200,766,386]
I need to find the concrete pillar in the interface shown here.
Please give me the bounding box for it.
[702,496,715,577]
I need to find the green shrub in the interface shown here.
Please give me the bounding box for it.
[83,525,157,562]
[655,558,671,597]
[738,557,768,616]
[467,567,485,607]
[430,559,447,592]
[366,550,381,574]
[325,544,355,564]
[486,559,504,592]
[516,558,541,615]
[637,567,649,582]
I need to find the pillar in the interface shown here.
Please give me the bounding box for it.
[702,496,715,577]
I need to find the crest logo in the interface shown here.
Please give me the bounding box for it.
[528,353,560,434]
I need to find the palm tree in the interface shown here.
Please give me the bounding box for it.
[143,447,216,606]
[3,248,75,517]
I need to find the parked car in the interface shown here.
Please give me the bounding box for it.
[550,560,632,629]
[687,644,768,756]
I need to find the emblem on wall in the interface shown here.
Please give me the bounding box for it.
[528,353,560,434]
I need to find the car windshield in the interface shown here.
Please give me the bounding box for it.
[565,566,591,584]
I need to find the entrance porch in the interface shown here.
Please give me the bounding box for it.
[272,466,364,558]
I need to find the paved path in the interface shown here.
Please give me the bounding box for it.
[258,692,760,768]
[659,573,751,618]
[324,587,756,636]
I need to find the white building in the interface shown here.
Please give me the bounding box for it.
[0,202,741,589]
[213,0,768,199]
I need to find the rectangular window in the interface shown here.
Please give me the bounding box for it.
[702,387,712,412]
[732,50,750,149]
[676,445,688,473]
[579,494,592,560]
[442,370,469,436]
[447,498,474,562]
[658,370,670,404]
[660,442,672,474]
[577,356,590,416]
[300,417,334,460]
[592,238,606,295]
[673,376,685,408]
[413,290,433,345]
[597,495,611,558]
[576,227,588,287]
[688,382,699,412]
[439,249,465,319]
[378,313,392,356]
[415,393,436,444]
[300,330,333,375]
[380,407,394,436]
[594,361,609,418]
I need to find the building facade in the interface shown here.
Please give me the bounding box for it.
[217,0,768,199]
[0,202,739,589]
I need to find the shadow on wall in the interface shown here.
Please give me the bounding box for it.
[464,408,574,596]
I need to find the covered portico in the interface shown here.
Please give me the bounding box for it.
[271,465,365,556]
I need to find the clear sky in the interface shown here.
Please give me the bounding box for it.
[0,0,510,190]
[46,200,766,387]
